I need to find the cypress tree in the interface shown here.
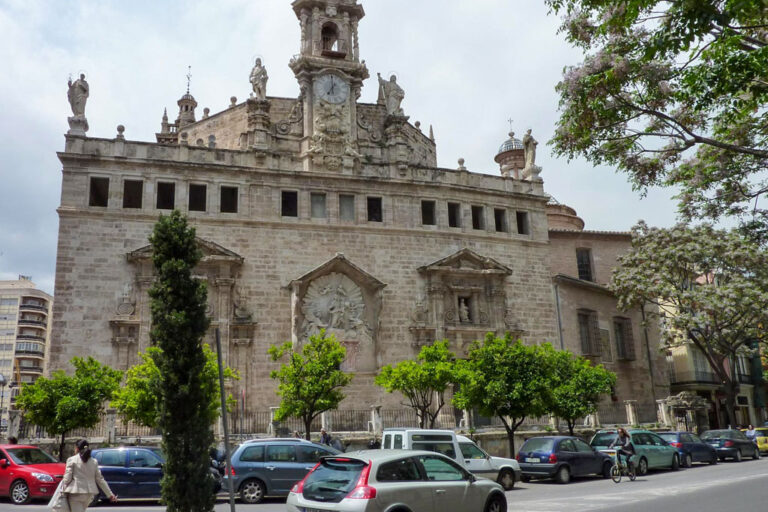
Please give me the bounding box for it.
[149,211,215,512]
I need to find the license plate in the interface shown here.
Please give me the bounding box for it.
[710,443,719,447]
[303,508,329,512]
[525,457,540,463]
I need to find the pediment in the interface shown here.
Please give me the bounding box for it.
[127,237,244,264]
[288,253,386,291]
[418,248,512,276]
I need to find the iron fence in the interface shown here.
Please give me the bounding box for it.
[636,404,658,424]
[598,403,627,425]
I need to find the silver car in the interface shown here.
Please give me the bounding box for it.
[286,449,507,512]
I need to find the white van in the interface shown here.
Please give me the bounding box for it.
[381,428,521,490]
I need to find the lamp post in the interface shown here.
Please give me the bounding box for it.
[0,373,6,433]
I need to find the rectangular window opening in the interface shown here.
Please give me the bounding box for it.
[89,177,109,207]
[471,205,485,230]
[577,310,601,356]
[614,317,636,361]
[311,193,327,219]
[220,186,238,213]
[156,182,176,210]
[282,191,298,217]
[421,200,436,226]
[367,197,382,222]
[494,208,507,232]
[576,248,593,281]
[516,211,530,235]
[122,180,143,209]
[448,202,461,228]
[189,184,207,212]
[339,194,355,222]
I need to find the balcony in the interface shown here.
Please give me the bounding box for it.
[15,348,44,358]
[17,319,46,328]
[669,369,721,386]
[16,334,45,342]
[19,303,47,313]
[18,366,43,375]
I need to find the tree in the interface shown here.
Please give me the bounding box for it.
[112,345,239,429]
[546,1,768,228]
[15,357,121,460]
[268,330,353,440]
[375,340,457,429]
[548,350,616,436]
[149,210,215,512]
[453,334,554,455]
[611,221,768,426]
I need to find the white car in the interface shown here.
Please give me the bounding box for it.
[457,435,522,490]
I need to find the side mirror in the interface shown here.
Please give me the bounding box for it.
[467,473,477,483]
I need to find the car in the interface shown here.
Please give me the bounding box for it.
[741,427,768,454]
[457,435,522,490]
[515,436,613,484]
[91,446,220,503]
[223,437,340,504]
[657,431,718,467]
[0,444,65,504]
[700,429,760,462]
[589,429,680,476]
[286,449,507,512]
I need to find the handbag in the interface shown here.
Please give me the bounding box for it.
[47,481,70,512]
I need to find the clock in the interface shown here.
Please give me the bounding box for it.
[314,73,349,104]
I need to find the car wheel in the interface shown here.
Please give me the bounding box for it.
[683,453,692,468]
[485,493,507,512]
[497,468,515,490]
[555,465,570,484]
[637,457,648,476]
[601,461,613,478]
[734,450,743,462]
[671,454,680,471]
[239,478,266,504]
[520,475,531,483]
[10,480,31,505]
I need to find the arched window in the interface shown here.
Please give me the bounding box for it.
[322,23,339,51]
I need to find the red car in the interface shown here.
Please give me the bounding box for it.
[0,444,65,504]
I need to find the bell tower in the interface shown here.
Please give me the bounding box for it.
[289,0,369,172]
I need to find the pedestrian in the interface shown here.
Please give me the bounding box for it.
[293,430,302,439]
[60,439,117,511]
[745,424,757,443]
[320,428,331,446]
[7,436,17,444]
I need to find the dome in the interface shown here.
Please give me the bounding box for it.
[497,132,524,155]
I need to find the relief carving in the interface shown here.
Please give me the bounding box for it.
[276,100,303,135]
[302,272,366,338]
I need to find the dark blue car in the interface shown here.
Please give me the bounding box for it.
[657,431,717,467]
[516,436,613,484]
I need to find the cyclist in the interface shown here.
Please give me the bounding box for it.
[609,427,636,472]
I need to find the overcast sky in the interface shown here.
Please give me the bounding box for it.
[0,0,681,295]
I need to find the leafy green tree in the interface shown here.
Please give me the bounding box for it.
[548,350,616,436]
[546,1,768,228]
[269,330,353,440]
[453,334,554,455]
[611,221,768,426]
[375,340,457,429]
[15,357,121,460]
[112,345,239,429]
[149,210,214,512]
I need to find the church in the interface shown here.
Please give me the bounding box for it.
[51,0,668,425]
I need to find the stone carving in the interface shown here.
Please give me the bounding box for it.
[277,101,303,135]
[459,298,471,323]
[309,102,357,167]
[302,273,365,338]
[411,297,429,324]
[357,112,382,142]
[233,285,252,321]
[67,73,89,135]
[250,58,268,100]
[115,282,135,316]
[522,129,537,170]
[377,73,405,116]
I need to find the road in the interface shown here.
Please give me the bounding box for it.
[0,458,764,511]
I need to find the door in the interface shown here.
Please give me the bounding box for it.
[558,439,582,475]
[631,433,654,467]
[264,444,305,494]
[648,434,673,467]
[93,449,132,497]
[458,442,496,480]
[127,449,163,498]
[375,457,433,512]
[416,454,478,512]
[573,438,602,474]
[0,449,13,495]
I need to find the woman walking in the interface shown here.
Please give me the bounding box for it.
[61,439,117,511]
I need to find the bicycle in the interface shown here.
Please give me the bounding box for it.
[610,455,636,483]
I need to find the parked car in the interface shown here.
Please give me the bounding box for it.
[590,429,680,476]
[657,431,718,467]
[516,436,613,484]
[91,446,220,503]
[456,435,521,490]
[741,427,768,454]
[0,444,65,504]
[700,429,760,462]
[223,437,340,504]
[286,449,507,512]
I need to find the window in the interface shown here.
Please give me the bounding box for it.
[367,197,382,222]
[129,449,162,468]
[421,200,436,225]
[321,22,340,52]
[577,310,601,356]
[494,208,507,232]
[614,317,636,360]
[220,186,238,213]
[576,248,593,281]
[189,184,207,212]
[239,445,264,462]
[516,211,530,235]
[94,450,124,467]
[416,455,465,481]
[459,443,487,460]
[412,442,456,459]
[89,177,109,207]
[448,202,461,228]
[122,180,143,209]
[311,193,327,218]
[282,191,298,217]
[297,445,333,463]
[393,434,403,449]
[471,206,485,230]
[339,194,355,221]
[376,458,422,482]
[574,439,594,453]
[559,439,577,452]
[156,182,175,210]
[267,445,296,462]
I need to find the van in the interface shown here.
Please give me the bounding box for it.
[381,428,521,489]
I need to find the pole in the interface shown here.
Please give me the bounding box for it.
[215,328,237,512]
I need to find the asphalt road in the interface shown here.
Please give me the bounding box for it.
[0,457,765,511]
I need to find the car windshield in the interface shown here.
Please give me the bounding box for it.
[590,433,618,447]
[657,433,678,443]
[6,447,57,465]
[521,438,554,453]
[701,430,729,440]
[302,458,366,504]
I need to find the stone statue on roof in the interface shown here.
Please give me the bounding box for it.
[522,129,538,170]
[67,74,89,117]
[249,58,268,101]
[377,73,405,116]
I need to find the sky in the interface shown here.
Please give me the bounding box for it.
[0,0,682,295]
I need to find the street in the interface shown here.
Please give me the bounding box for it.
[0,458,765,512]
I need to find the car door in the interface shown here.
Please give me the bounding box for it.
[0,448,13,495]
[375,457,433,512]
[573,438,602,475]
[631,433,653,467]
[558,439,582,475]
[264,444,305,495]
[415,454,479,512]
[458,442,496,480]
[680,433,699,462]
[296,445,335,482]
[648,434,674,467]
[127,449,163,498]
[93,449,132,497]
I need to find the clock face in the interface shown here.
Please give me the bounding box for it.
[314,73,349,104]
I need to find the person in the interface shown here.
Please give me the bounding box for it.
[293,431,302,439]
[745,424,757,443]
[609,428,636,471]
[7,436,17,444]
[61,439,117,512]
[320,428,331,446]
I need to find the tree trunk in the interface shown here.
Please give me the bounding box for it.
[567,419,575,436]
[417,409,427,428]
[305,416,313,441]
[722,378,739,428]
[59,432,67,462]
[501,417,524,456]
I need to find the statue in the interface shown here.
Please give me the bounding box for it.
[67,74,89,117]
[459,298,471,323]
[249,58,268,101]
[522,129,538,169]
[377,73,405,116]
